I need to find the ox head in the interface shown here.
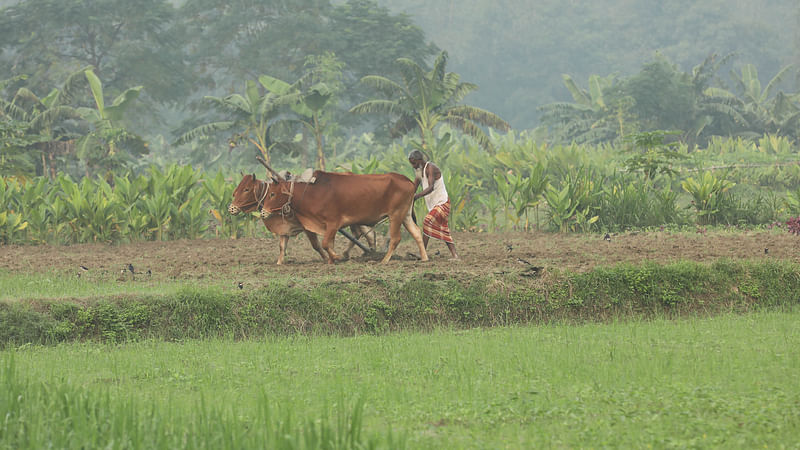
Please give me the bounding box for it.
[259,178,291,217]
[228,173,262,215]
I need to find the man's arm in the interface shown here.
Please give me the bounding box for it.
[414,163,436,200]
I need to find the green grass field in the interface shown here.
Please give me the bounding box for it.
[0,270,201,302]
[3,310,799,448]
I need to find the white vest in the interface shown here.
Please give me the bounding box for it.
[420,162,449,211]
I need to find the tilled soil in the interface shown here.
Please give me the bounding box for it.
[1,230,798,286]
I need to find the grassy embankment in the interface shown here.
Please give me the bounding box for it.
[2,257,800,346]
[2,311,799,448]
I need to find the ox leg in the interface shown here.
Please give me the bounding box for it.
[403,213,429,262]
[380,216,404,263]
[321,228,341,264]
[362,225,377,252]
[277,235,289,265]
[304,231,327,262]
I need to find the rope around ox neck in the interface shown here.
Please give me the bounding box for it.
[261,180,295,219]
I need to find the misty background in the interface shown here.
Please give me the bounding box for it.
[1,0,799,175]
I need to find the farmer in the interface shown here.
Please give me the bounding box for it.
[408,150,459,259]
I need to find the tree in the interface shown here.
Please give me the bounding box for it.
[175,78,301,165]
[538,74,631,144]
[178,0,437,142]
[263,53,346,170]
[350,51,509,154]
[704,64,800,140]
[0,69,88,178]
[0,0,190,105]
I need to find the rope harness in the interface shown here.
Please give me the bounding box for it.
[255,180,269,211]
[262,180,295,220]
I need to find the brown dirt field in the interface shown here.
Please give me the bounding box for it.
[1,230,798,286]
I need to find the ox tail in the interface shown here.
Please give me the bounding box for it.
[411,208,417,225]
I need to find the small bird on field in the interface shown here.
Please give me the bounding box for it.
[80,265,89,272]
[127,263,135,274]
[146,269,152,277]
[764,248,769,255]
[517,257,532,266]
[237,282,244,290]
[506,243,514,252]
[604,233,611,241]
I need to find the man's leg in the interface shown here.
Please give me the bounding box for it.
[446,242,458,259]
[423,234,429,249]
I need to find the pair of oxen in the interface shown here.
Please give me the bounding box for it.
[228,162,429,264]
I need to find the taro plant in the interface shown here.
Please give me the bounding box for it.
[681,170,735,225]
[112,173,149,240]
[176,195,209,240]
[346,157,381,174]
[543,167,601,232]
[0,177,22,214]
[443,170,469,231]
[494,171,525,230]
[17,177,57,243]
[480,193,501,232]
[543,184,579,233]
[0,210,28,243]
[599,179,652,230]
[141,191,174,241]
[512,162,549,231]
[58,176,121,243]
[785,186,800,216]
[202,171,245,238]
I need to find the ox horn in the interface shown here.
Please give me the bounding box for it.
[256,156,285,182]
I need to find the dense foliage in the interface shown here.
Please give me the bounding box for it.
[3,134,800,245]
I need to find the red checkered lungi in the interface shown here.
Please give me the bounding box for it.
[423,200,454,243]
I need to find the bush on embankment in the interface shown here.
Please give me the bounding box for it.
[1,259,798,347]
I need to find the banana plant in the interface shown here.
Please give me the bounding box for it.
[76,68,145,176]
[409,132,456,167]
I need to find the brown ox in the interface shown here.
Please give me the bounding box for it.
[228,174,376,264]
[260,171,428,264]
